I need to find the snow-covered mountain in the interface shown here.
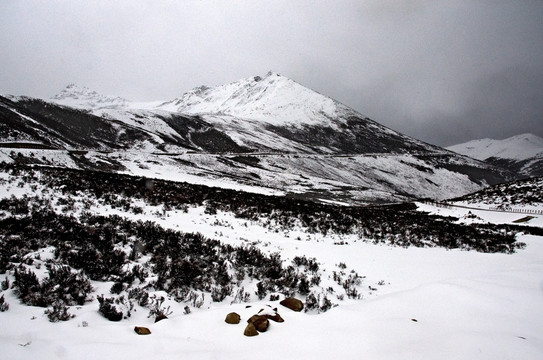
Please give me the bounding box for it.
[51,83,129,109]
[0,73,512,203]
[447,134,543,178]
[156,72,359,126]
[447,134,543,161]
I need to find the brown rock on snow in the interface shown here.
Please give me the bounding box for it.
[258,308,284,323]
[280,297,304,312]
[134,326,151,335]
[247,315,269,332]
[244,323,259,337]
[225,312,241,324]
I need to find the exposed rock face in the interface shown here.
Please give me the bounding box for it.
[225,312,241,324]
[280,297,304,312]
[134,326,151,335]
[244,323,259,337]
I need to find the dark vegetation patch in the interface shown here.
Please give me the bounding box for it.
[0,162,529,254]
[265,115,433,154]
[485,157,543,179]
[451,176,543,207]
[415,154,510,186]
[0,162,535,321]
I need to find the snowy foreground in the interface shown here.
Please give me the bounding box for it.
[1,203,543,359]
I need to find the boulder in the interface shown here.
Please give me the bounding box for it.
[247,314,269,332]
[280,297,304,312]
[225,312,241,324]
[134,326,151,335]
[244,323,259,337]
[253,317,269,332]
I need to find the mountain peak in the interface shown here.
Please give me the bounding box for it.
[156,72,357,126]
[51,84,128,110]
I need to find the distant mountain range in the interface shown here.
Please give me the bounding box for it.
[447,134,543,178]
[0,72,512,204]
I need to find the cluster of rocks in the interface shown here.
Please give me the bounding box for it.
[134,297,305,337]
[225,297,304,337]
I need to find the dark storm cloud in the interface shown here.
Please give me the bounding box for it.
[1,0,542,146]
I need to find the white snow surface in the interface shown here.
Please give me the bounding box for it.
[447,133,543,161]
[48,73,358,129]
[1,180,543,359]
[153,72,356,127]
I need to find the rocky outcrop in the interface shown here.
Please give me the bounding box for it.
[229,305,287,337]
[247,315,269,332]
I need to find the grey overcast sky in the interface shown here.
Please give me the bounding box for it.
[1,0,542,146]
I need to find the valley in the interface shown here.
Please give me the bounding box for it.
[1,73,542,359]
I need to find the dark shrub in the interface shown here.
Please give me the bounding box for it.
[97,295,123,321]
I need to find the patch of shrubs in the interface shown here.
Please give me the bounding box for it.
[2,163,532,254]
[12,264,93,308]
[0,294,9,312]
[97,295,133,321]
[44,301,74,322]
[452,176,543,206]
[305,292,335,313]
[146,295,172,319]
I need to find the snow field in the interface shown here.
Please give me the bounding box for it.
[0,169,542,359]
[2,234,542,359]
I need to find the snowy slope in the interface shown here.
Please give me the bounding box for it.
[1,74,512,201]
[447,133,543,161]
[1,164,542,360]
[447,134,543,178]
[48,72,442,155]
[154,72,352,127]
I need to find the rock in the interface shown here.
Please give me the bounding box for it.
[225,312,241,324]
[265,312,284,323]
[258,307,284,322]
[247,314,260,324]
[244,323,259,337]
[247,314,269,332]
[253,317,269,332]
[280,297,304,312]
[134,326,151,335]
[155,314,168,323]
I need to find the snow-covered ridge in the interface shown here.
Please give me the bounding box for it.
[48,72,361,128]
[51,83,129,110]
[154,71,357,127]
[447,133,543,161]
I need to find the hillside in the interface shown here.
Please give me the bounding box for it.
[1,162,542,359]
[447,134,543,178]
[1,73,511,203]
[450,176,543,210]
